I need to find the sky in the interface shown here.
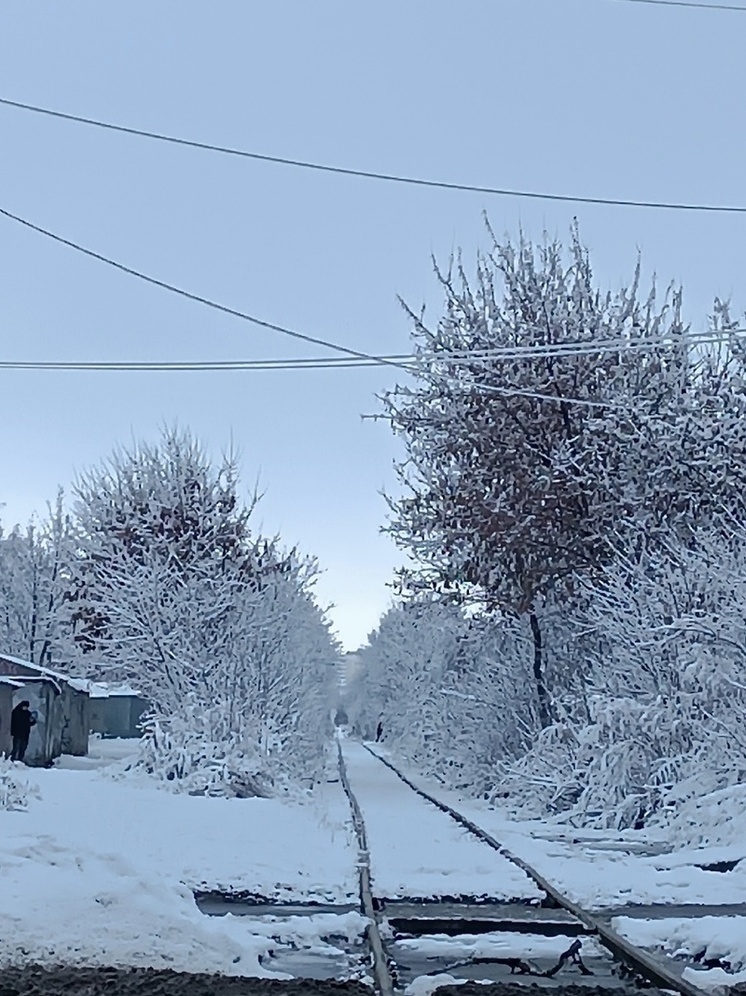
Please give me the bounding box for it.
[0,0,744,650]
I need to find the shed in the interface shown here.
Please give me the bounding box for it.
[0,676,24,756]
[89,683,148,738]
[0,674,63,766]
[0,655,91,756]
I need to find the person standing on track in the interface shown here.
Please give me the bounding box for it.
[10,700,36,762]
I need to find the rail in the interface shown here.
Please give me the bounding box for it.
[362,743,709,996]
[337,739,395,996]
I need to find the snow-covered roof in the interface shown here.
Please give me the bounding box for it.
[0,653,90,693]
[0,673,62,693]
[0,676,25,689]
[87,681,143,699]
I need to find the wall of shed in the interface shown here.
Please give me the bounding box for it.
[0,685,14,756]
[0,657,89,756]
[89,698,108,735]
[90,695,148,738]
[11,682,62,766]
[60,686,90,755]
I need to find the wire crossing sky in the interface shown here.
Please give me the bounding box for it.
[2,96,745,213]
[608,0,746,10]
[0,205,409,371]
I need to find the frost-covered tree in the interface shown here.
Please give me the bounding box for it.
[0,493,74,665]
[65,427,338,793]
[351,599,463,758]
[383,224,746,727]
[351,599,535,791]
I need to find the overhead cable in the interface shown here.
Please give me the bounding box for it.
[0,357,409,372]
[2,328,742,373]
[1,97,745,214]
[608,0,746,11]
[0,205,409,372]
[421,329,746,362]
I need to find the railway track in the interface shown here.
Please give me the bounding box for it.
[337,739,711,996]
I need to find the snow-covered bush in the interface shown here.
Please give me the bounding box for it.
[498,696,694,827]
[500,529,746,829]
[129,716,276,798]
[0,758,39,811]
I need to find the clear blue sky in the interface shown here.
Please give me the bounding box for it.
[0,0,744,649]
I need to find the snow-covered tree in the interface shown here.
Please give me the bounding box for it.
[351,599,463,759]
[0,493,74,665]
[65,427,338,793]
[383,224,746,727]
[351,599,535,792]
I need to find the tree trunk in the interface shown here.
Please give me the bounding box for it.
[528,611,552,729]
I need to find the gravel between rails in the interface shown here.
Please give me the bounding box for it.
[0,966,372,996]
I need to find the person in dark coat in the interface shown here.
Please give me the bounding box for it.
[10,700,36,762]
[375,720,384,742]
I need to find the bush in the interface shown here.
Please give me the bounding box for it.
[0,758,39,811]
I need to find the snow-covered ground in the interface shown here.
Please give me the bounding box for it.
[393,930,606,962]
[341,740,542,901]
[363,744,746,990]
[0,739,358,975]
[5,736,746,987]
[364,746,746,911]
[613,915,746,991]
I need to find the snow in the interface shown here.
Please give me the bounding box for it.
[341,740,542,901]
[368,748,746,911]
[0,740,359,974]
[404,973,475,995]
[486,824,746,911]
[87,681,143,699]
[393,930,605,961]
[0,652,88,691]
[614,915,746,990]
[0,676,24,688]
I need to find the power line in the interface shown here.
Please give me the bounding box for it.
[422,329,746,362]
[2,96,746,214]
[2,328,742,373]
[0,205,409,373]
[8,357,364,372]
[609,0,746,11]
[0,356,411,372]
[4,204,742,381]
